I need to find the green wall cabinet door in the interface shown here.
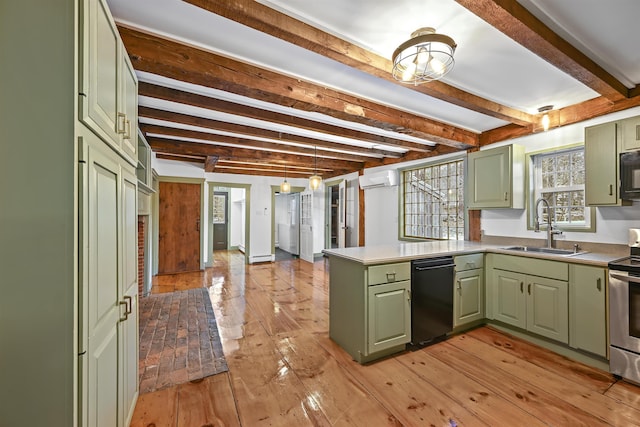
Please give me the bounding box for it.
[492,269,527,329]
[569,264,607,357]
[585,122,620,205]
[120,53,138,165]
[620,115,640,152]
[526,276,569,343]
[454,268,484,327]
[367,280,411,354]
[466,145,525,209]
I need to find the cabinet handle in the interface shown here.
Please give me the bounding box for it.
[124,295,132,316]
[528,283,531,295]
[520,281,524,293]
[386,272,396,281]
[119,300,129,322]
[504,192,508,201]
[117,112,126,134]
[597,278,602,291]
[124,118,131,140]
[407,289,411,301]
[457,280,462,294]
[609,184,613,196]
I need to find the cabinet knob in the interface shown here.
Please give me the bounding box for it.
[596,277,602,291]
[504,192,508,201]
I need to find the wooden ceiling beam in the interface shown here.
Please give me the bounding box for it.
[204,155,218,172]
[183,0,535,126]
[141,124,381,164]
[138,106,409,157]
[146,137,364,171]
[138,82,434,152]
[118,26,479,149]
[456,0,632,102]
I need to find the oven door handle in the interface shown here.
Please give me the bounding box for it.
[610,272,640,284]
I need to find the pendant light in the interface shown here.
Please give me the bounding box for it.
[309,146,322,190]
[280,165,291,194]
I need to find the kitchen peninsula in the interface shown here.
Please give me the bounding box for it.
[324,240,620,367]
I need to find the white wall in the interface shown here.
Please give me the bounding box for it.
[362,106,640,246]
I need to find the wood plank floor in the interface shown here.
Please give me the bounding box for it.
[132,250,640,427]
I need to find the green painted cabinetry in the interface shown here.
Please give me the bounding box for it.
[569,264,607,358]
[454,254,484,328]
[329,257,411,363]
[585,122,621,206]
[489,254,569,344]
[466,144,525,209]
[619,115,640,152]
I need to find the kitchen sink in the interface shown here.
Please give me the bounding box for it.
[499,246,588,256]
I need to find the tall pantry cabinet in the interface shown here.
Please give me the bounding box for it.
[0,0,138,426]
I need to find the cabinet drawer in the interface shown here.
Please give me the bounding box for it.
[455,253,484,271]
[368,262,411,286]
[491,254,568,281]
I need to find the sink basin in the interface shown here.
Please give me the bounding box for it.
[500,246,588,257]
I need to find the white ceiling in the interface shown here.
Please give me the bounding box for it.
[106,0,640,173]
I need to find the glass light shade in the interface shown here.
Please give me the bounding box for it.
[280,179,291,194]
[309,174,322,190]
[541,113,550,131]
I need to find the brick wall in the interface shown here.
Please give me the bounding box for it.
[138,216,145,297]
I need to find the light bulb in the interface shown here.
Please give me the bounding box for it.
[429,56,446,75]
[280,180,290,194]
[402,62,417,81]
[416,47,429,67]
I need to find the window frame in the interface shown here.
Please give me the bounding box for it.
[525,143,596,233]
[398,154,468,241]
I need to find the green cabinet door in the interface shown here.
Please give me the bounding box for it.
[620,115,640,152]
[467,145,524,209]
[585,122,619,205]
[492,269,527,329]
[367,280,411,354]
[454,268,484,327]
[120,52,138,165]
[569,265,607,357]
[526,276,569,343]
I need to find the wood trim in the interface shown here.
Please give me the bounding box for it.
[358,169,365,247]
[118,25,479,149]
[456,0,632,101]
[183,0,535,126]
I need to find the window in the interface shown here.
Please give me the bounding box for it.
[402,159,465,240]
[530,146,593,230]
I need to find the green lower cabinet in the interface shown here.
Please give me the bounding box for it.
[367,280,411,354]
[526,276,569,343]
[492,269,527,329]
[492,269,569,343]
[454,269,484,327]
[569,265,607,357]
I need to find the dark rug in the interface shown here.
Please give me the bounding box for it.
[138,287,228,394]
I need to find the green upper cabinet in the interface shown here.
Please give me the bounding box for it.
[80,0,138,166]
[568,264,607,358]
[619,115,640,152]
[585,122,621,206]
[466,145,525,209]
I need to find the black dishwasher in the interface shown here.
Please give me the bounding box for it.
[410,256,455,347]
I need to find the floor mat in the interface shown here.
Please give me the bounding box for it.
[138,287,228,394]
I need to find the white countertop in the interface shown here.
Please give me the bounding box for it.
[322,240,622,266]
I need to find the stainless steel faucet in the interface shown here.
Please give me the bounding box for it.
[534,197,562,248]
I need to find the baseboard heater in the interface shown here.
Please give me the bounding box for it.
[249,254,274,264]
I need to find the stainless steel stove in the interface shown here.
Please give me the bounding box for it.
[608,244,640,385]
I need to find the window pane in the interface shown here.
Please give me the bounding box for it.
[402,159,464,240]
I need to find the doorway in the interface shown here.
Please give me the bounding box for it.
[325,179,347,249]
[212,191,228,251]
[274,192,300,258]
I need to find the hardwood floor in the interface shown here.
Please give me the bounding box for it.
[132,250,640,426]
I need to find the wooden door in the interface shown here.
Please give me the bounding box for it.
[158,182,201,273]
[212,192,228,251]
[367,281,411,354]
[569,264,607,357]
[454,269,484,327]
[492,269,527,329]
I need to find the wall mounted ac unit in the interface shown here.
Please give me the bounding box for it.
[358,170,399,189]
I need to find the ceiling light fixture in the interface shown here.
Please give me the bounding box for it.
[309,146,322,191]
[280,165,291,194]
[538,105,553,131]
[392,27,456,85]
